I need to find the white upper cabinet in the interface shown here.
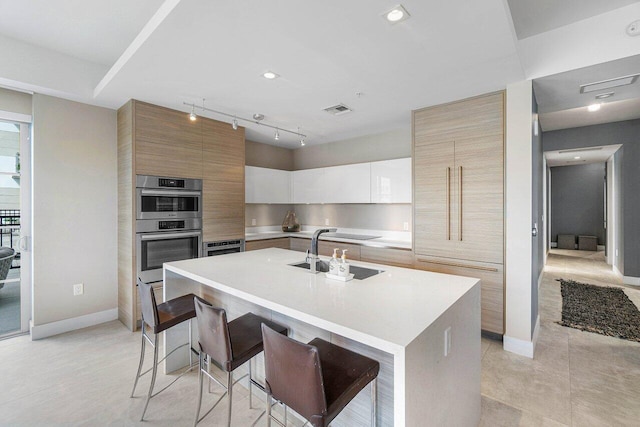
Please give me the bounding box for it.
[247,158,411,204]
[370,158,412,203]
[323,163,371,203]
[292,168,325,204]
[245,166,291,203]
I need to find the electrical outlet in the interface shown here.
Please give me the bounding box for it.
[251,218,256,226]
[403,222,409,231]
[444,327,452,357]
[73,283,84,296]
[325,218,330,226]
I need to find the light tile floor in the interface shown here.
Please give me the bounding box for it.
[480,250,640,426]
[1,250,639,426]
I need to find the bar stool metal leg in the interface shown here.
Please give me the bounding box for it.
[130,325,147,397]
[194,352,205,427]
[371,377,377,426]
[140,333,160,421]
[248,359,253,409]
[226,371,233,427]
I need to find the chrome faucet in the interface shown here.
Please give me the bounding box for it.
[307,228,337,273]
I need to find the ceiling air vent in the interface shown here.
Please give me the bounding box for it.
[579,73,639,93]
[323,103,353,116]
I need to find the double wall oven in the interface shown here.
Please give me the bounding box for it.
[136,175,202,286]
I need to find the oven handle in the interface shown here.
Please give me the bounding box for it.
[140,189,202,197]
[140,231,202,240]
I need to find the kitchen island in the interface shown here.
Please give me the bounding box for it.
[164,248,480,427]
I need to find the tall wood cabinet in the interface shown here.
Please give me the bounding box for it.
[412,92,505,334]
[117,100,245,330]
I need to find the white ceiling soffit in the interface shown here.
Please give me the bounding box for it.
[506,0,639,40]
[533,54,640,114]
[0,0,165,66]
[545,144,622,167]
[539,98,640,132]
[91,0,523,147]
[516,2,640,79]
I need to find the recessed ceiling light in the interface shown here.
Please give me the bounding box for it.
[595,92,614,100]
[262,71,279,80]
[574,156,581,160]
[587,103,601,112]
[383,5,410,23]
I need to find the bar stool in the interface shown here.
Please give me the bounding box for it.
[131,281,198,421]
[193,297,288,427]
[262,324,380,427]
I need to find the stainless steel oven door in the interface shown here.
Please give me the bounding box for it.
[136,188,202,220]
[136,230,202,285]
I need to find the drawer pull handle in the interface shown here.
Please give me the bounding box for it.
[416,258,498,272]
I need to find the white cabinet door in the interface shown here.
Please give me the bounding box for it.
[245,166,291,203]
[370,158,412,203]
[323,163,371,203]
[292,168,326,203]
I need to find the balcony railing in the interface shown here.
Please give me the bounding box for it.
[0,209,20,268]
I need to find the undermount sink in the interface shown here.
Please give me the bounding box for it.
[289,261,384,280]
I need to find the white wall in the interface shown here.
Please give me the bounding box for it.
[31,94,117,333]
[504,80,535,357]
[0,87,32,116]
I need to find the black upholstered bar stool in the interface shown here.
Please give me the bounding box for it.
[131,281,198,421]
[262,324,380,427]
[193,297,288,427]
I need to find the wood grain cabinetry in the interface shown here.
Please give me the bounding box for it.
[202,118,245,241]
[414,255,504,334]
[413,91,505,334]
[246,238,290,251]
[361,246,413,268]
[117,100,245,330]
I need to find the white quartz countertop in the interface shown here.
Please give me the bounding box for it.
[165,248,478,354]
[245,230,412,250]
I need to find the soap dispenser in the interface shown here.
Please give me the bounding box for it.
[329,248,340,275]
[339,249,350,277]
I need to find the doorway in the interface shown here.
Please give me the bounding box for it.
[0,118,31,338]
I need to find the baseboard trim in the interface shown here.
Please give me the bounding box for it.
[597,245,605,252]
[537,271,544,290]
[550,242,557,248]
[30,308,118,340]
[613,265,623,278]
[503,326,537,359]
[623,276,640,287]
[532,315,540,352]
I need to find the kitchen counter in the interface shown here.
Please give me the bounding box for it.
[245,227,412,250]
[163,249,480,426]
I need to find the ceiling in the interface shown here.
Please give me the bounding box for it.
[0,0,639,147]
[545,144,622,167]
[506,0,639,40]
[534,55,640,131]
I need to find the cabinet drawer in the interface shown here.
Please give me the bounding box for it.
[318,241,361,260]
[414,255,504,334]
[360,246,413,268]
[289,237,310,253]
[245,238,289,251]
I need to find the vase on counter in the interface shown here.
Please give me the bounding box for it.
[282,210,300,232]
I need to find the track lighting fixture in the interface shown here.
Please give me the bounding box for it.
[300,138,305,147]
[183,101,307,142]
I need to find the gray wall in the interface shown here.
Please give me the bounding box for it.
[0,87,32,115]
[32,94,117,326]
[550,163,605,245]
[543,119,639,277]
[245,140,294,171]
[531,91,542,336]
[245,129,412,231]
[293,128,410,170]
[614,148,624,274]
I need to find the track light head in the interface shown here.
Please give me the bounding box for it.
[300,138,305,147]
[274,129,280,140]
[189,106,197,122]
[232,118,238,130]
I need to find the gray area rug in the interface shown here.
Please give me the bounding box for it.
[558,279,640,342]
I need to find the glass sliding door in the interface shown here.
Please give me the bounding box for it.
[0,119,29,337]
